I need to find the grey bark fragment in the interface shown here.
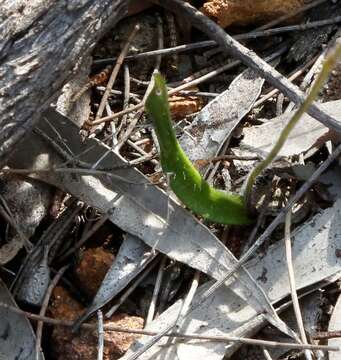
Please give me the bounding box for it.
[0,0,127,165]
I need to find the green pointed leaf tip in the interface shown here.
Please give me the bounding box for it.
[145,72,252,225]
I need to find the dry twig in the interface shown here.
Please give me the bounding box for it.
[0,301,337,352]
[95,24,140,120]
[35,265,68,360]
[285,212,312,360]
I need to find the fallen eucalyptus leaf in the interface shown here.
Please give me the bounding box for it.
[0,175,52,265]
[239,100,341,158]
[180,68,265,166]
[0,278,44,359]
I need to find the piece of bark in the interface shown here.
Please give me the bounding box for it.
[0,0,128,166]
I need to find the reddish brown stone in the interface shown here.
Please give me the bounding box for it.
[201,0,305,28]
[75,247,114,297]
[103,314,144,356]
[49,286,84,321]
[49,287,144,360]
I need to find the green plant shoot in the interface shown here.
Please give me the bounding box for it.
[145,73,252,225]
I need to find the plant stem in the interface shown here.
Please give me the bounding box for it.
[244,41,341,201]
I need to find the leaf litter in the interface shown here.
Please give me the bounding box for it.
[2,1,341,359]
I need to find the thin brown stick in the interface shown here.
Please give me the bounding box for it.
[95,24,140,120]
[114,64,130,145]
[254,56,318,108]
[72,66,112,102]
[146,255,167,325]
[314,331,341,340]
[114,15,164,151]
[238,15,341,40]
[284,212,312,360]
[174,270,200,329]
[0,301,337,352]
[35,265,68,359]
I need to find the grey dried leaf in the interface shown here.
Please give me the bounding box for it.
[15,253,50,307]
[0,278,44,359]
[239,100,341,159]
[180,68,265,168]
[0,175,52,265]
